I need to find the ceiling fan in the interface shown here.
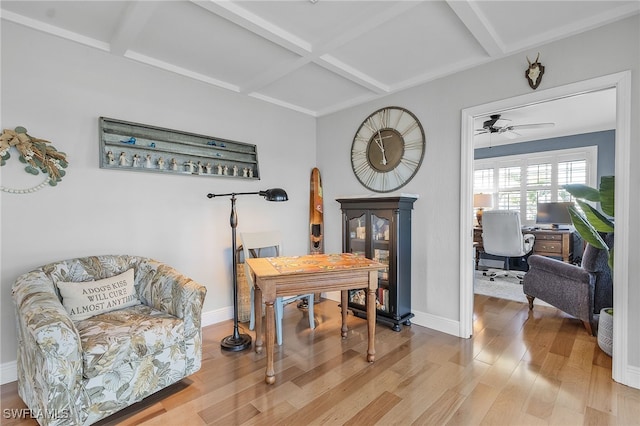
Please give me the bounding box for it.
[475,114,555,139]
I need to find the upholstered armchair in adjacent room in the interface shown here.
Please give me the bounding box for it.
[12,255,207,426]
[522,233,613,335]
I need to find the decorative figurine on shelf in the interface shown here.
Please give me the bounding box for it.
[149,142,156,148]
[119,152,128,166]
[216,164,222,175]
[120,137,136,145]
[144,154,152,168]
[170,158,178,171]
[205,163,212,174]
[222,165,228,175]
[157,157,165,170]
[185,160,195,173]
[242,168,249,177]
[197,161,203,174]
[132,154,141,167]
[232,165,238,176]
[106,151,115,165]
[248,168,253,178]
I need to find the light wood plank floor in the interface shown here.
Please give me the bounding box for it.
[2,295,639,425]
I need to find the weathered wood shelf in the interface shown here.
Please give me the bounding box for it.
[99,117,260,179]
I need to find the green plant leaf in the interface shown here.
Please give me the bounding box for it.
[599,176,615,217]
[576,200,614,233]
[19,155,27,164]
[14,126,27,134]
[564,183,600,201]
[568,206,608,251]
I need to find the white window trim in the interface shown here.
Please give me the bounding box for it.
[474,146,598,225]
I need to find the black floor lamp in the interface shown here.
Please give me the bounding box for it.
[207,188,289,351]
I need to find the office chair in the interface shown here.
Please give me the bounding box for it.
[240,231,315,345]
[481,210,535,283]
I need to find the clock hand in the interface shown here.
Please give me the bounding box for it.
[375,130,388,165]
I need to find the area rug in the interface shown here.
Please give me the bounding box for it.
[474,268,550,306]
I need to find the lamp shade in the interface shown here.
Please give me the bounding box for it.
[260,188,288,202]
[473,193,493,208]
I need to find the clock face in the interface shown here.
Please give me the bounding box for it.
[351,106,425,193]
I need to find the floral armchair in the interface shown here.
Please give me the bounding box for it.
[12,255,207,426]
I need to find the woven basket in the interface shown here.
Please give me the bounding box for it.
[236,261,251,323]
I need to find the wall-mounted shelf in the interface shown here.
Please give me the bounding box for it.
[99,117,259,179]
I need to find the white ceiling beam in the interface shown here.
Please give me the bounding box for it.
[240,57,310,94]
[0,9,109,52]
[190,0,311,56]
[446,0,505,57]
[109,2,159,56]
[504,2,640,53]
[316,1,422,52]
[125,51,240,92]
[317,55,388,94]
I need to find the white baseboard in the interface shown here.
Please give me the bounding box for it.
[626,365,640,389]
[1,360,17,385]
[411,310,462,337]
[201,305,233,328]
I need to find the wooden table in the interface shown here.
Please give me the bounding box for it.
[245,253,385,384]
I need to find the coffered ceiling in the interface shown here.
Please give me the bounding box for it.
[2,1,638,117]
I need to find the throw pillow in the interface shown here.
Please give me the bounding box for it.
[57,268,141,321]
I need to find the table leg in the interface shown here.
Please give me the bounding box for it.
[366,271,376,363]
[265,300,275,384]
[341,290,348,338]
[254,286,263,354]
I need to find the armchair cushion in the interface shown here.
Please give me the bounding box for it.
[76,304,183,379]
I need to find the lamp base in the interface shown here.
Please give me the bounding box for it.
[221,333,252,351]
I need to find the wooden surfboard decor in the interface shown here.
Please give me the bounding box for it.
[310,167,324,254]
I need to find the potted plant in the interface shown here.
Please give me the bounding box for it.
[564,175,614,355]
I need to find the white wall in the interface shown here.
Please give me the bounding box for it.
[0,21,316,374]
[317,16,639,373]
[2,14,639,386]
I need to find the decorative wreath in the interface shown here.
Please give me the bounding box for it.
[0,126,68,192]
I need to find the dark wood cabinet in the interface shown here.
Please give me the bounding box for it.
[336,196,416,331]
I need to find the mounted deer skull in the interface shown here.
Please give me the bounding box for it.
[525,53,545,90]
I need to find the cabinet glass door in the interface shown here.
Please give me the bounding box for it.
[347,213,367,257]
[347,213,367,307]
[371,213,390,313]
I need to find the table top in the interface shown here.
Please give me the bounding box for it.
[246,253,385,278]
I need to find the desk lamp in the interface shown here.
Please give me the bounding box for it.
[473,193,493,227]
[207,188,288,351]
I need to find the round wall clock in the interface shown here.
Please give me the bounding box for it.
[351,106,425,193]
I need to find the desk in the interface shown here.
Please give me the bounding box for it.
[246,253,385,384]
[474,227,574,269]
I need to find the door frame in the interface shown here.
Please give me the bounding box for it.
[459,71,631,385]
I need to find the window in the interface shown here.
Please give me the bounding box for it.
[474,147,597,225]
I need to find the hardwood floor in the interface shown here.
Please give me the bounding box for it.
[2,295,639,425]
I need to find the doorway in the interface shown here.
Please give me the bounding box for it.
[459,72,631,385]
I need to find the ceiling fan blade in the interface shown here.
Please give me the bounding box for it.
[510,122,555,130]
[504,130,521,139]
